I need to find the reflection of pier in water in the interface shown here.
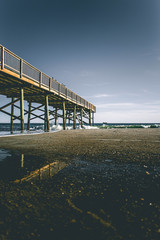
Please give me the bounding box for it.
[0,150,68,182]
[18,154,68,182]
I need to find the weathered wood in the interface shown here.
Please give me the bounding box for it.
[81,108,83,128]
[20,88,24,132]
[1,47,4,70]
[73,105,76,129]
[92,111,94,126]
[27,101,31,130]
[68,110,70,126]
[63,101,66,130]
[20,59,23,78]
[39,72,42,87]
[0,108,20,119]
[30,114,45,121]
[31,104,44,112]
[21,154,24,168]
[14,104,45,121]
[45,95,50,131]
[0,98,19,111]
[55,107,57,125]
[89,109,91,126]
[10,97,15,133]
[0,45,96,131]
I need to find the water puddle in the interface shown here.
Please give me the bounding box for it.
[0,149,12,161]
[1,149,160,185]
[0,149,68,182]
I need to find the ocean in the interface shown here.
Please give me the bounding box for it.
[0,122,159,136]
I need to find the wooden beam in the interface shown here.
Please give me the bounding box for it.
[1,47,4,70]
[73,105,76,129]
[20,59,23,78]
[45,95,50,131]
[40,72,42,87]
[30,104,44,112]
[30,114,45,121]
[20,88,24,132]
[14,104,45,121]
[27,101,31,130]
[81,108,83,128]
[89,109,91,126]
[55,107,57,125]
[63,101,66,130]
[10,97,15,133]
[0,98,19,111]
[0,108,20,119]
[68,110,70,126]
[92,111,94,126]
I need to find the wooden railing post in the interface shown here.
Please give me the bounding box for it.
[39,72,42,87]
[20,59,23,78]
[49,78,51,90]
[1,46,4,70]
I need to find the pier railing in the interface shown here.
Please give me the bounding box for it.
[0,45,96,112]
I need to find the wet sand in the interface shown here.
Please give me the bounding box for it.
[0,128,160,163]
[0,128,160,240]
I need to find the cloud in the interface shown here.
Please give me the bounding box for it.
[82,93,115,99]
[94,94,115,98]
[96,101,160,112]
[142,89,152,94]
[95,109,160,123]
[83,82,109,87]
[79,70,94,77]
[95,100,160,122]
[96,102,137,109]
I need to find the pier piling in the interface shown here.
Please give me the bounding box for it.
[0,44,96,132]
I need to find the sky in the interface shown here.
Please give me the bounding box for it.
[0,0,160,123]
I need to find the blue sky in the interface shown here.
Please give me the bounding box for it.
[1,0,160,123]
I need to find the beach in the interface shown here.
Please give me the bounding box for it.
[0,128,160,163]
[0,128,160,239]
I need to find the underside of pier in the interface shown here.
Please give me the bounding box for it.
[0,45,96,132]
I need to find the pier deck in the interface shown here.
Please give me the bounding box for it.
[0,45,96,131]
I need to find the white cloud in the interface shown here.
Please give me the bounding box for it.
[84,93,115,99]
[94,101,160,123]
[79,70,94,77]
[83,82,109,87]
[96,102,137,109]
[96,101,160,110]
[95,109,160,123]
[142,89,152,94]
[94,94,115,98]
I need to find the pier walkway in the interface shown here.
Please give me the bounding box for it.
[0,45,96,132]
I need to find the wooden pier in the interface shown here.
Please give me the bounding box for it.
[0,45,96,132]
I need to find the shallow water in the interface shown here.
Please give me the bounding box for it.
[0,150,68,181]
[1,149,160,184]
[0,149,12,161]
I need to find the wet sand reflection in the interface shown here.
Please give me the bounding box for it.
[0,150,68,182]
[17,158,68,183]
